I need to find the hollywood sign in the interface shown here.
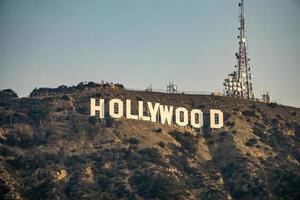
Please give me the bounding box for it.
[90,98,224,129]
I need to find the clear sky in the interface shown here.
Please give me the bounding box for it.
[0,0,299,107]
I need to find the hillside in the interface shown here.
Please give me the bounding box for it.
[0,83,300,200]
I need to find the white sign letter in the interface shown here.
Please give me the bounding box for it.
[90,98,104,118]
[126,99,138,120]
[147,102,160,122]
[159,105,173,125]
[138,101,150,121]
[210,109,224,129]
[191,109,203,128]
[109,99,123,118]
[175,107,188,127]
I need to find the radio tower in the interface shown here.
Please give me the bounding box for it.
[224,0,254,99]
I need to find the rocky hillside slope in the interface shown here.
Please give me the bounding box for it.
[0,83,300,200]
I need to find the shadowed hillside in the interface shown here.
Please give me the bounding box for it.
[0,83,300,200]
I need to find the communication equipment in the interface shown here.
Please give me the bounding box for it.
[223,0,254,99]
[167,82,178,93]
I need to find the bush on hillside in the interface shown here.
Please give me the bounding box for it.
[152,128,162,133]
[242,110,259,118]
[128,137,140,145]
[88,116,97,125]
[0,89,18,99]
[268,102,278,108]
[105,117,114,128]
[131,172,188,199]
[138,148,163,165]
[295,125,300,137]
[61,95,70,101]
[28,105,48,124]
[271,118,279,125]
[76,106,88,115]
[245,138,258,147]
[170,131,197,154]
[6,127,34,148]
[158,141,166,148]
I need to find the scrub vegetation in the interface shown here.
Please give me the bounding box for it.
[0,83,300,200]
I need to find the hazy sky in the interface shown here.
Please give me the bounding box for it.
[0,0,299,107]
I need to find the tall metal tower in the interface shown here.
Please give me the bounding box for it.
[224,0,254,99]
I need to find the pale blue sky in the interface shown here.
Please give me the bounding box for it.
[0,0,299,107]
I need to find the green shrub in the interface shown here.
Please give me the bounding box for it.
[76,106,88,115]
[158,141,166,148]
[6,127,34,148]
[271,118,279,125]
[268,102,278,108]
[88,116,97,125]
[128,137,139,145]
[56,107,64,112]
[28,105,48,124]
[12,113,25,124]
[226,121,235,127]
[105,116,114,128]
[295,125,300,137]
[61,95,70,101]
[131,172,188,199]
[115,184,130,198]
[152,128,162,133]
[245,138,258,147]
[221,162,238,177]
[242,110,259,118]
[170,131,197,154]
[138,148,163,165]
[0,89,18,98]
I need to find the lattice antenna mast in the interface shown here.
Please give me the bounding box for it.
[224,0,254,99]
[238,0,253,99]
